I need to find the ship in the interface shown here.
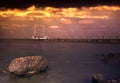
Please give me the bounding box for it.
[32,24,49,40]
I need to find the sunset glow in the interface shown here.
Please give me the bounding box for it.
[0,5,120,38]
[0,5,119,19]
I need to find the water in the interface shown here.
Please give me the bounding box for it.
[0,40,120,83]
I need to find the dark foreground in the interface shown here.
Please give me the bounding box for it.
[0,40,120,83]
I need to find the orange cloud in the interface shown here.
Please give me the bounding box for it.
[0,5,119,19]
[49,25,60,28]
[78,20,95,24]
[60,18,73,24]
[87,6,120,11]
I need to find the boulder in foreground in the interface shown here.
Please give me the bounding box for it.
[8,56,48,76]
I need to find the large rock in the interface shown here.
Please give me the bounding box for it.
[8,56,48,76]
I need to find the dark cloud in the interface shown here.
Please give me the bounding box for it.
[0,0,120,9]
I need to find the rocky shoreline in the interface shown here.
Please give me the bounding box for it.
[93,53,120,83]
[92,73,120,83]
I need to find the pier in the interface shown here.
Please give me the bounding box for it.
[41,39,120,44]
[0,38,120,44]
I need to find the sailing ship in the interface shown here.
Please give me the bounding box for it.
[32,24,49,39]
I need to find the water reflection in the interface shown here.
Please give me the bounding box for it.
[8,72,48,83]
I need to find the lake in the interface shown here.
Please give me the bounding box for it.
[0,40,120,83]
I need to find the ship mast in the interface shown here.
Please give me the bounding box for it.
[40,24,49,39]
[43,25,45,37]
[32,24,38,39]
[33,24,37,36]
[32,24,49,39]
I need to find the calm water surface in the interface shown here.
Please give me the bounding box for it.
[0,40,120,83]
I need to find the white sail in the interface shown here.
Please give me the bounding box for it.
[32,24,39,39]
[32,24,49,39]
[39,25,49,39]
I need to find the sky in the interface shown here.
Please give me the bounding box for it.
[0,0,120,39]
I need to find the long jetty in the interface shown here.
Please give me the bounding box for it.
[41,39,120,44]
[0,38,120,44]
